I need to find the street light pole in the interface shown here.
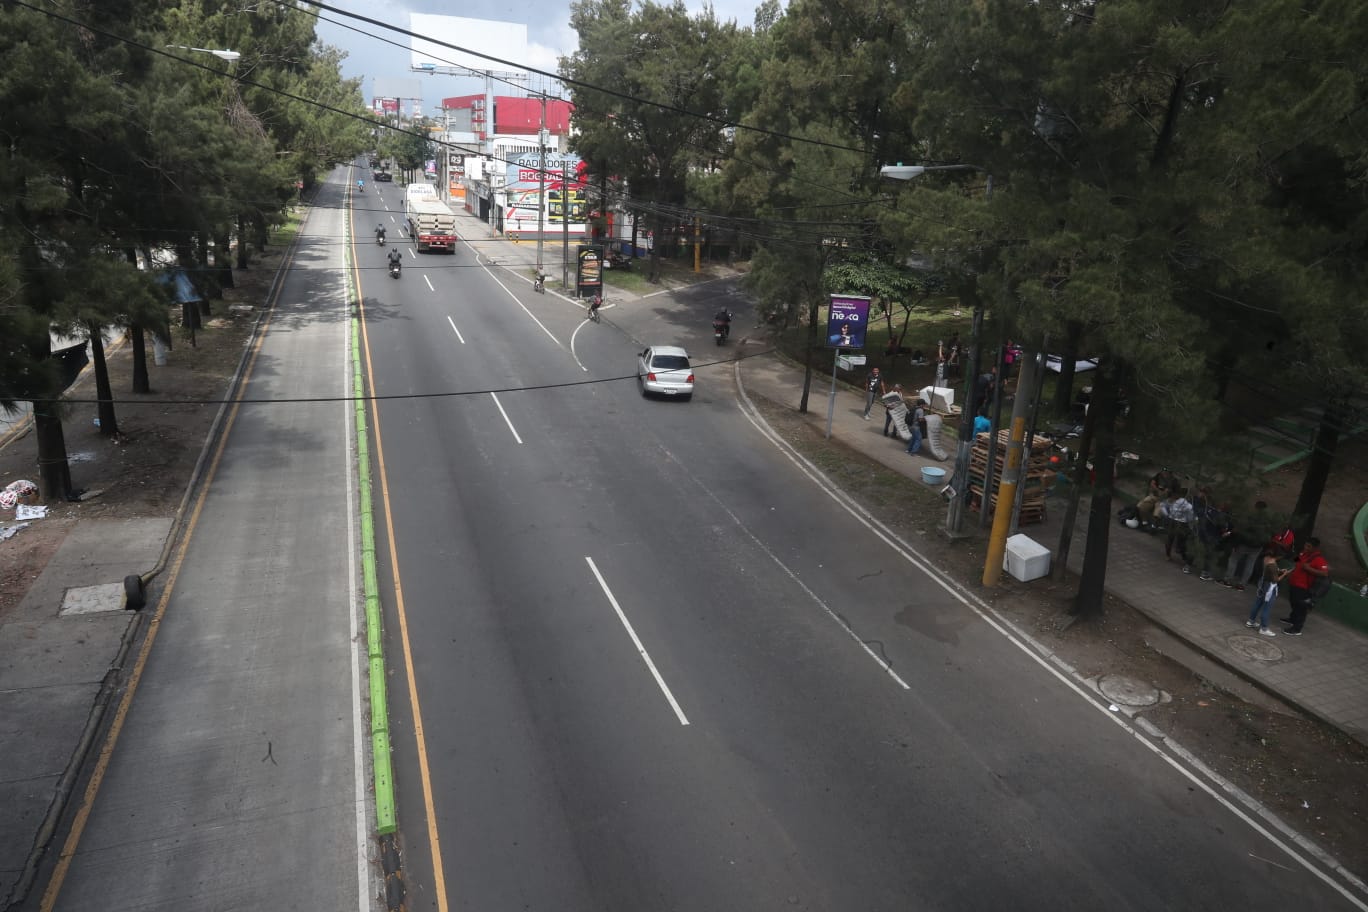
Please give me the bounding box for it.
[878,163,993,539]
[537,94,546,278]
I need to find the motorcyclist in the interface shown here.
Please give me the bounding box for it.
[375,224,386,244]
[713,308,733,338]
[357,178,365,192]
[387,247,402,274]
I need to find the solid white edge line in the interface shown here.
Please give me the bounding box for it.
[344,216,374,909]
[446,315,465,344]
[657,445,910,690]
[732,361,1368,909]
[456,236,564,349]
[489,391,523,444]
[424,275,434,292]
[585,556,690,726]
[345,332,373,912]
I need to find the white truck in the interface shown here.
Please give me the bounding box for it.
[404,184,457,253]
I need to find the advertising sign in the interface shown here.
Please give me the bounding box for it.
[502,153,585,236]
[577,245,604,297]
[826,295,871,350]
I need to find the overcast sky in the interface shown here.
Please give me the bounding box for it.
[312,0,769,114]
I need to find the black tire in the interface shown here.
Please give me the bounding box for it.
[123,574,146,611]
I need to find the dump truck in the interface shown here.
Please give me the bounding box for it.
[404,184,457,253]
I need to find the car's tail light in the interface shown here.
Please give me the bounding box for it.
[647,372,657,382]
[686,374,695,383]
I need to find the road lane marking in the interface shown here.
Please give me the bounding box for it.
[424,274,434,292]
[457,236,564,349]
[446,315,465,344]
[489,392,523,444]
[658,446,911,690]
[568,319,591,372]
[732,362,1368,909]
[359,243,452,911]
[585,556,690,726]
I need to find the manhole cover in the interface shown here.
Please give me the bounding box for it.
[1227,634,1284,662]
[1098,674,1162,707]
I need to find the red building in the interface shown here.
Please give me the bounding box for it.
[439,94,572,139]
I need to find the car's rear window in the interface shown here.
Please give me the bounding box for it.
[652,355,690,370]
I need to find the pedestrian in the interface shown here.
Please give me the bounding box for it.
[1196,496,1233,581]
[1134,468,1175,532]
[972,366,996,414]
[1157,487,1195,572]
[906,399,926,455]
[1245,547,1290,637]
[862,366,884,420]
[882,384,904,437]
[1282,537,1330,636]
[972,410,991,436]
[1220,502,1264,590]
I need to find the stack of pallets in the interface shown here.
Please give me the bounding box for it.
[967,430,1054,524]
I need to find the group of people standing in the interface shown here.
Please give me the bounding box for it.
[1126,469,1332,637]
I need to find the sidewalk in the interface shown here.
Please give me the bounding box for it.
[736,350,1368,748]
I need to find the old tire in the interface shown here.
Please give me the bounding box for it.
[123,574,146,611]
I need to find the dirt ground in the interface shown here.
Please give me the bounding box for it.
[0,248,280,619]
[2,253,1366,884]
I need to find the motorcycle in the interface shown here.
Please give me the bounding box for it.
[712,317,731,346]
[375,231,386,246]
[389,261,401,279]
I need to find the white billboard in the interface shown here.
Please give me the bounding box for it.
[409,14,528,75]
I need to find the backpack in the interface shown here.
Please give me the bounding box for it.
[1309,565,1333,600]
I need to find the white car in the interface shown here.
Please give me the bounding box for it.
[637,345,694,400]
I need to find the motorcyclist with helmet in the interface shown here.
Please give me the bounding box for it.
[387,247,403,276]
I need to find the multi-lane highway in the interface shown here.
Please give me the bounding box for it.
[37,168,1361,911]
[358,176,1360,911]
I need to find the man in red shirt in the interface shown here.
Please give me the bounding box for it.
[1283,537,1330,636]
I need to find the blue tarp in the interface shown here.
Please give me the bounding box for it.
[154,269,203,305]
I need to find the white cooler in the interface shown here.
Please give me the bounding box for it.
[1004,534,1051,582]
[919,385,955,412]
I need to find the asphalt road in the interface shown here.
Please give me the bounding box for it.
[33,169,1358,912]
[360,189,1358,910]
[45,180,372,911]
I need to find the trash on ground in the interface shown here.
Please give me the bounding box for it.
[15,504,47,520]
[0,479,39,510]
[0,522,30,541]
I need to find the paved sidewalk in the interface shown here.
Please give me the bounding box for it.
[735,350,1368,747]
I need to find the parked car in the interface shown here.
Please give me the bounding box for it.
[637,346,694,400]
[373,170,393,182]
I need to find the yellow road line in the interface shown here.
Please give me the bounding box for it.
[352,201,452,910]
[38,254,293,912]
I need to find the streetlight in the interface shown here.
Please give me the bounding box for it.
[880,162,993,539]
[166,45,241,62]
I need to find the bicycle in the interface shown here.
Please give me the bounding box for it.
[586,294,602,322]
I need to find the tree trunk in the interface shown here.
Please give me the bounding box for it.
[32,399,72,502]
[236,213,250,269]
[1054,373,1100,581]
[1071,359,1124,617]
[1053,319,1083,417]
[799,293,819,413]
[88,322,118,436]
[131,324,150,394]
[1292,403,1343,539]
[214,232,234,290]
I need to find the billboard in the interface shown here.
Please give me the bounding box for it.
[410,15,528,75]
[826,295,871,350]
[502,153,585,235]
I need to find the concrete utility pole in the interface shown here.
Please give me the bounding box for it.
[982,347,1040,586]
[536,94,546,277]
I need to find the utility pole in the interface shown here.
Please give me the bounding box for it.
[982,347,1040,585]
[536,94,546,278]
